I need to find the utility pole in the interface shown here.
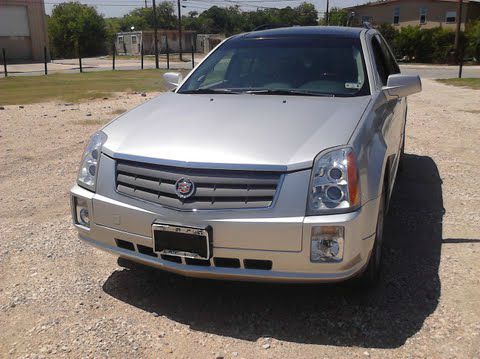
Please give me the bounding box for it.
[325,0,330,25]
[177,0,183,61]
[152,0,159,69]
[454,0,464,77]
[145,0,147,8]
[454,0,463,51]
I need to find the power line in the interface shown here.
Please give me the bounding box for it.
[10,0,149,6]
[17,0,320,14]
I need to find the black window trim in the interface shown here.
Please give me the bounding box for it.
[370,34,400,89]
[371,36,389,87]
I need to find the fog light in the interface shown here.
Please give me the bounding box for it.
[310,226,344,262]
[79,208,90,225]
[75,197,90,227]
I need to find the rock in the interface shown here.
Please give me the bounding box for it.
[152,312,159,317]
[141,93,147,97]
[19,105,24,109]
[262,343,270,349]
[363,351,370,356]
[86,113,92,117]
[0,106,5,110]
[64,103,74,106]
[232,352,238,357]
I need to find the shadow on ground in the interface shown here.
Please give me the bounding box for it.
[103,154,444,348]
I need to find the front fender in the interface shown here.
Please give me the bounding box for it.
[350,94,392,205]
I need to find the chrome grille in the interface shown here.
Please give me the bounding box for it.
[115,159,282,210]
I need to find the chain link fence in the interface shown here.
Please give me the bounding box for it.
[1,42,201,77]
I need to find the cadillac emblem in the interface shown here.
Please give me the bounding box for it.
[175,178,195,199]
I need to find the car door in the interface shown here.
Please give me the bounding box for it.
[377,34,406,191]
[370,34,403,198]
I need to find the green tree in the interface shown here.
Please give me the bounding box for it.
[377,23,397,45]
[105,17,121,42]
[466,21,480,61]
[48,2,107,58]
[377,23,398,55]
[321,7,348,26]
[118,3,176,31]
[185,2,318,34]
[394,26,422,61]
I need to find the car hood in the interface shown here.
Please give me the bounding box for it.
[102,92,370,171]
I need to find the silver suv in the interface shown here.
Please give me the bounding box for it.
[70,26,421,285]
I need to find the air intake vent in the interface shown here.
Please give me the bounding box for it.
[137,244,157,257]
[115,239,135,251]
[244,259,272,270]
[214,257,241,268]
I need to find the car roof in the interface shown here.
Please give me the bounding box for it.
[240,26,366,40]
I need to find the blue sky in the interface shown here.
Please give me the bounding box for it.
[44,0,370,18]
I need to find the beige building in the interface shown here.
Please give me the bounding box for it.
[0,0,49,62]
[345,0,480,30]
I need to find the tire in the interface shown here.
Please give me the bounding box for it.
[398,133,406,173]
[358,190,386,287]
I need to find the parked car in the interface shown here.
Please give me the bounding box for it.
[70,26,421,285]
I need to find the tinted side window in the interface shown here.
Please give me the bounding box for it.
[372,37,389,86]
[377,35,400,75]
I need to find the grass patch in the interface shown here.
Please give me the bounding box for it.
[437,78,480,90]
[0,69,186,105]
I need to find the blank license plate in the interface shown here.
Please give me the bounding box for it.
[152,224,212,260]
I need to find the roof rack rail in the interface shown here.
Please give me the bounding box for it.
[252,23,290,31]
[362,22,373,29]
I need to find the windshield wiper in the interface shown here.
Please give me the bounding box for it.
[245,89,335,97]
[179,88,240,94]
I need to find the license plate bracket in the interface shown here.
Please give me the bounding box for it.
[152,224,212,260]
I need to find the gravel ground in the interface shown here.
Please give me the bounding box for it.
[1,80,479,358]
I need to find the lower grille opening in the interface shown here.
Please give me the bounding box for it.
[214,257,240,268]
[137,244,157,257]
[161,254,182,263]
[244,259,272,271]
[185,258,211,266]
[115,239,135,251]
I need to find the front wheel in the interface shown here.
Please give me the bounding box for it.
[358,191,386,287]
[398,133,406,173]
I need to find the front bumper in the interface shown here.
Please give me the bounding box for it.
[70,181,379,283]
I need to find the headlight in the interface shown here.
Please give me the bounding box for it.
[77,131,107,191]
[307,147,360,215]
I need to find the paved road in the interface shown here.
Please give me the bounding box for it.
[400,64,480,79]
[1,57,479,79]
[0,56,201,77]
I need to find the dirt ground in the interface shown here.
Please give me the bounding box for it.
[1,79,479,358]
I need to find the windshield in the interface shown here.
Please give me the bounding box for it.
[178,36,370,97]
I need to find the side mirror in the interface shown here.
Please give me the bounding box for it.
[163,72,183,91]
[383,74,422,99]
